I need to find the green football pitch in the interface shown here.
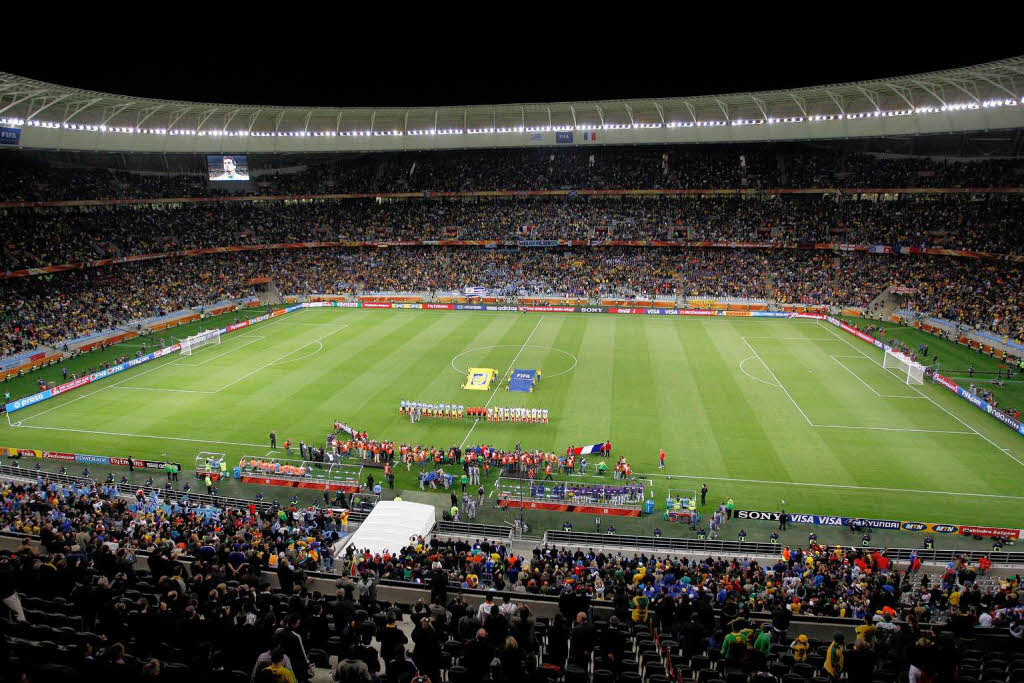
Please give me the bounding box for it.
[2,307,1023,530]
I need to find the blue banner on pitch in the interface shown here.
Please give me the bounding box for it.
[509,368,539,392]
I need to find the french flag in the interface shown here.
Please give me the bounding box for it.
[572,443,604,455]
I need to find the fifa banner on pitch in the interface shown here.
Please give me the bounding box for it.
[734,509,1021,540]
[509,368,539,393]
[463,367,498,391]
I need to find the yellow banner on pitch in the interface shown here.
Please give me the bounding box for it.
[463,367,498,391]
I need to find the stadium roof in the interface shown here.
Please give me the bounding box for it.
[1,57,1023,153]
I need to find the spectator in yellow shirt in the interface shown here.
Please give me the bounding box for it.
[790,634,809,662]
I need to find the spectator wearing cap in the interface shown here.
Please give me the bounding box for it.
[790,634,809,662]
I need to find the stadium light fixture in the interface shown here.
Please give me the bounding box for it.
[4,96,1021,142]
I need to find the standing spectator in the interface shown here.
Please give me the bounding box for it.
[0,553,26,622]
[771,603,791,643]
[570,611,598,665]
[497,636,524,681]
[844,639,877,683]
[721,620,747,670]
[411,617,442,683]
[275,614,311,683]
[824,632,845,681]
[790,634,809,662]
[463,628,494,680]
[378,612,409,673]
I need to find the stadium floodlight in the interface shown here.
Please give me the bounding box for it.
[882,348,925,385]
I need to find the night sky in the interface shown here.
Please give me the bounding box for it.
[6,30,1019,110]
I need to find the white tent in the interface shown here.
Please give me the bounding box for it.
[339,500,435,556]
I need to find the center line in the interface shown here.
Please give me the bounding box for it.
[459,315,544,449]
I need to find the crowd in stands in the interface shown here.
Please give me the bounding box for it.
[1,246,1022,359]
[2,147,1022,203]
[4,194,1024,272]
[2,461,1022,682]
[0,477,343,575]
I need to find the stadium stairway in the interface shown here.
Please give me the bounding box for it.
[864,285,901,320]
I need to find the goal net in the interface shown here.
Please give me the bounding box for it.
[180,329,221,356]
[882,348,925,385]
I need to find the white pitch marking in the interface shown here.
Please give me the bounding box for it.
[828,355,922,399]
[813,424,975,435]
[176,335,265,367]
[451,344,578,378]
[3,312,300,424]
[741,337,813,426]
[268,341,323,365]
[741,337,847,341]
[459,316,544,449]
[738,356,781,387]
[16,355,186,425]
[8,422,273,449]
[634,472,1024,500]
[112,386,215,394]
[212,325,347,393]
[815,320,1024,468]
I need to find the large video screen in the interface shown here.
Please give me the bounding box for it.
[207,155,250,181]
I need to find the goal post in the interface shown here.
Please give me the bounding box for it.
[180,329,221,356]
[882,348,925,385]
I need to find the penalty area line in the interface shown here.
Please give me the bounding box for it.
[815,320,1024,469]
[212,325,347,393]
[633,471,1024,501]
[741,337,813,426]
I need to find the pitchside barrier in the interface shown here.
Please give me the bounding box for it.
[0,461,1021,571]
[5,300,1020,443]
[434,520,514,540]
[493,476,652,517]
[8,447,1013,545]
[542,530,1024,566]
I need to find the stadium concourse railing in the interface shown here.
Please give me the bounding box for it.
[0,463,373,522]
[434,520,514,540]
[542,530,1024,566]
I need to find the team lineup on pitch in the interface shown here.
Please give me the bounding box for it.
[2,306,1023,529]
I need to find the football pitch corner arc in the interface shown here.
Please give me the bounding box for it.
[2,305,1023,529]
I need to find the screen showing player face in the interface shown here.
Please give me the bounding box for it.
[207,155,250,181]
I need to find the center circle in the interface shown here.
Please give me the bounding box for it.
[451,345,578,379]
